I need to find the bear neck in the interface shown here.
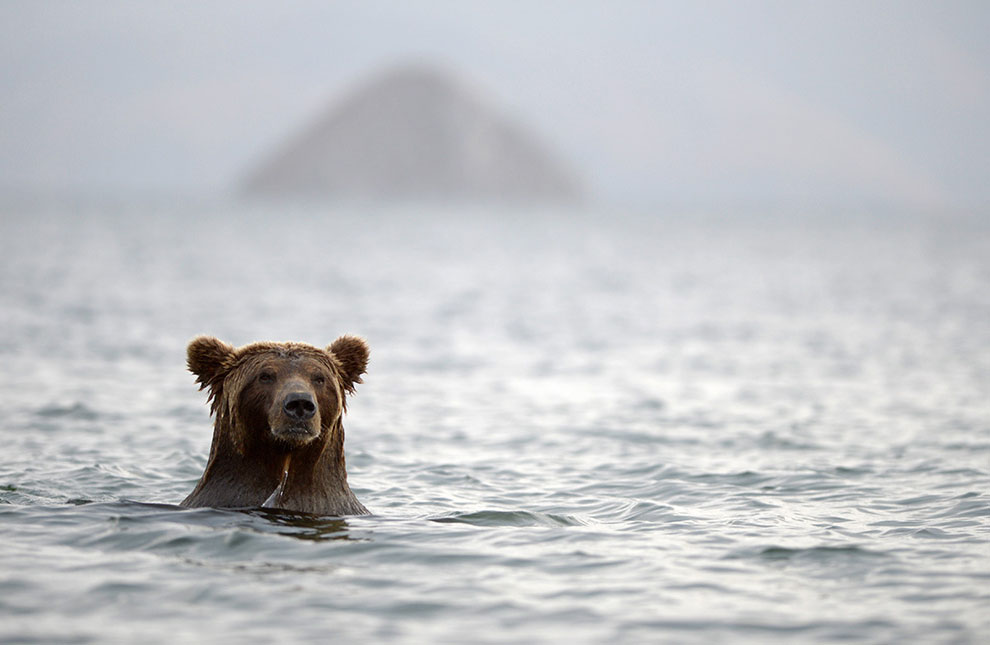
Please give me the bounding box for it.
[183,416,365,515]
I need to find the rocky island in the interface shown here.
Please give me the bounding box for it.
[241,65,582,204]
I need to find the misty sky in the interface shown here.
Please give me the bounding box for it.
[1,1,987,209]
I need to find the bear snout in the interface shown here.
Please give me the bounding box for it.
[267,382,322,445]
[283,392,317,420]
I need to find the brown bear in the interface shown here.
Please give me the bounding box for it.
[180,335,370,515]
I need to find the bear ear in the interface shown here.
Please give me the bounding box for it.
[328,335,369,394]
[187,336,236,391]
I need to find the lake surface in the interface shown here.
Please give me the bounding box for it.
[0,202,988,643]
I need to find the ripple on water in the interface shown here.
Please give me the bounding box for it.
[34,402,102,421]
[431,509,589,527]
[735,544,891,562]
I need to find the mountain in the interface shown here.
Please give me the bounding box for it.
[241,65,583,204]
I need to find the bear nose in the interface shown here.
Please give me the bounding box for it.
[283,392,316,420]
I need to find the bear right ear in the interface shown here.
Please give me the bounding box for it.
[187,336,236,392]
[328,335,369,395]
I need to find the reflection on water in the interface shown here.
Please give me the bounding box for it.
[249,508,354,542]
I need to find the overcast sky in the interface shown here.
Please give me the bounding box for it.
[1,1,987,210]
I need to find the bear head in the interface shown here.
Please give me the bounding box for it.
[186,335,369,454]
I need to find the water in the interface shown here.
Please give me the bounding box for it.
[1,202,988,644]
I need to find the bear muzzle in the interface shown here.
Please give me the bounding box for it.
[268,389,321,445]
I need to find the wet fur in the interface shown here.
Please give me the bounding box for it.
[181,337,370,515]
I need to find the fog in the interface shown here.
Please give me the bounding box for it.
[1,1,987,210]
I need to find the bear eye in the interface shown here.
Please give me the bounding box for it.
[259,371,276,384]
[312,374,326,386]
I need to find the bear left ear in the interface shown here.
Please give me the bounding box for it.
[328,335,369,394]
[187,336,236,393]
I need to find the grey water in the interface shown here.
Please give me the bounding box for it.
[0,202,988,644]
